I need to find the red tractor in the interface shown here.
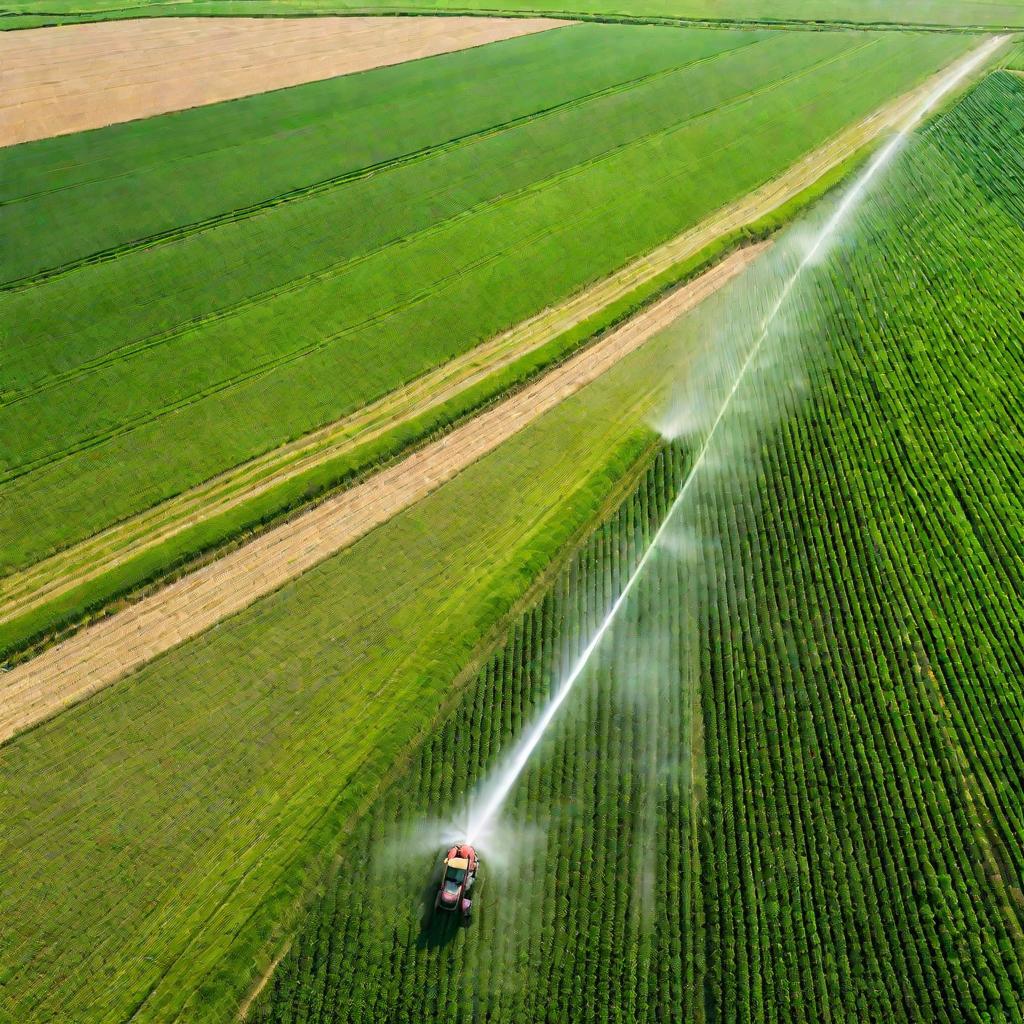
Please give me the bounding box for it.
[434,844,479,920]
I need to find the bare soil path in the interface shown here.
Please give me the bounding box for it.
[0,49,978,626]
[0,243,766,746]
[0,16,569,146]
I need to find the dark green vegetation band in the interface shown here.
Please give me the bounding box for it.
[3,2,1024,32]
[252,72,1024,1023]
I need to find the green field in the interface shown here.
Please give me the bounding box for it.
[0,26,969,575]
[3,17,1022,1024]
[0,291,703,1022]
[5,0,1024,29]
[250,71,1024,1023]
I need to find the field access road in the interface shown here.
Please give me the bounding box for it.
[0,16,569,146]
[0,243,767,746]
[0,43,991,629]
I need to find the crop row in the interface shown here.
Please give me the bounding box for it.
[699,69,1023,1023]
[252,443,700,1024]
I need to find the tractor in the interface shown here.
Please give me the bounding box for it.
[434,843,478,920]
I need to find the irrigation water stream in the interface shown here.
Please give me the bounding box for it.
[461,33,1007,851]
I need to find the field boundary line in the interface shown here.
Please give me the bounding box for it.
[0,243,766,747]
[2,6,1020,35]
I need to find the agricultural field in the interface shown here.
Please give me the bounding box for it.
[0,304,700,1023]
[6,0,1024,29]
[0,25,968,579]
[250,70,1024,1023]
[1,6,1021,1024]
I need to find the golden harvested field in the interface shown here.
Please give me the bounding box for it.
[0,15,569,145]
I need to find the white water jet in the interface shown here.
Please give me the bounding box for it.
[462,34,1005,847]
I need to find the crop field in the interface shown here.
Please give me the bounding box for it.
[6,0,1024,29]
[247,71,1023,1022]
[0,298,706,1022]
[0,25,968,575]
[2,8,1021,1024]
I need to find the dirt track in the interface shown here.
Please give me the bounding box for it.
[0,16,569,146]
[0,244,765,746]
[0,49,978,626]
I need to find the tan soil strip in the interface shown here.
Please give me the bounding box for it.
[0,46,986,627]
[0,16,571,147]
[0,243,765,746]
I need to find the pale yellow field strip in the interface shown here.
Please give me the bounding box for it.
[0,45,986,627]
[0,243,767,746]
[0,16,570,146]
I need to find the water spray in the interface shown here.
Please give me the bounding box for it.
[460,33,1006,851]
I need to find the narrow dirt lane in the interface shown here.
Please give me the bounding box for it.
[0,243,766,745]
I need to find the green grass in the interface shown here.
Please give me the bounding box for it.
[4,0,1024,30]
[0,26,970,575]
[252,71,1024,1024]
[0,306,695,1022]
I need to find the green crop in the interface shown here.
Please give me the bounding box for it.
[250,443,699,1024]
[0,27,968,572]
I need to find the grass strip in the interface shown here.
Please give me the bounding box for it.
[1,6,1019,33]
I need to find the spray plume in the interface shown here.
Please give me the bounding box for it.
[464,34,1005,847]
